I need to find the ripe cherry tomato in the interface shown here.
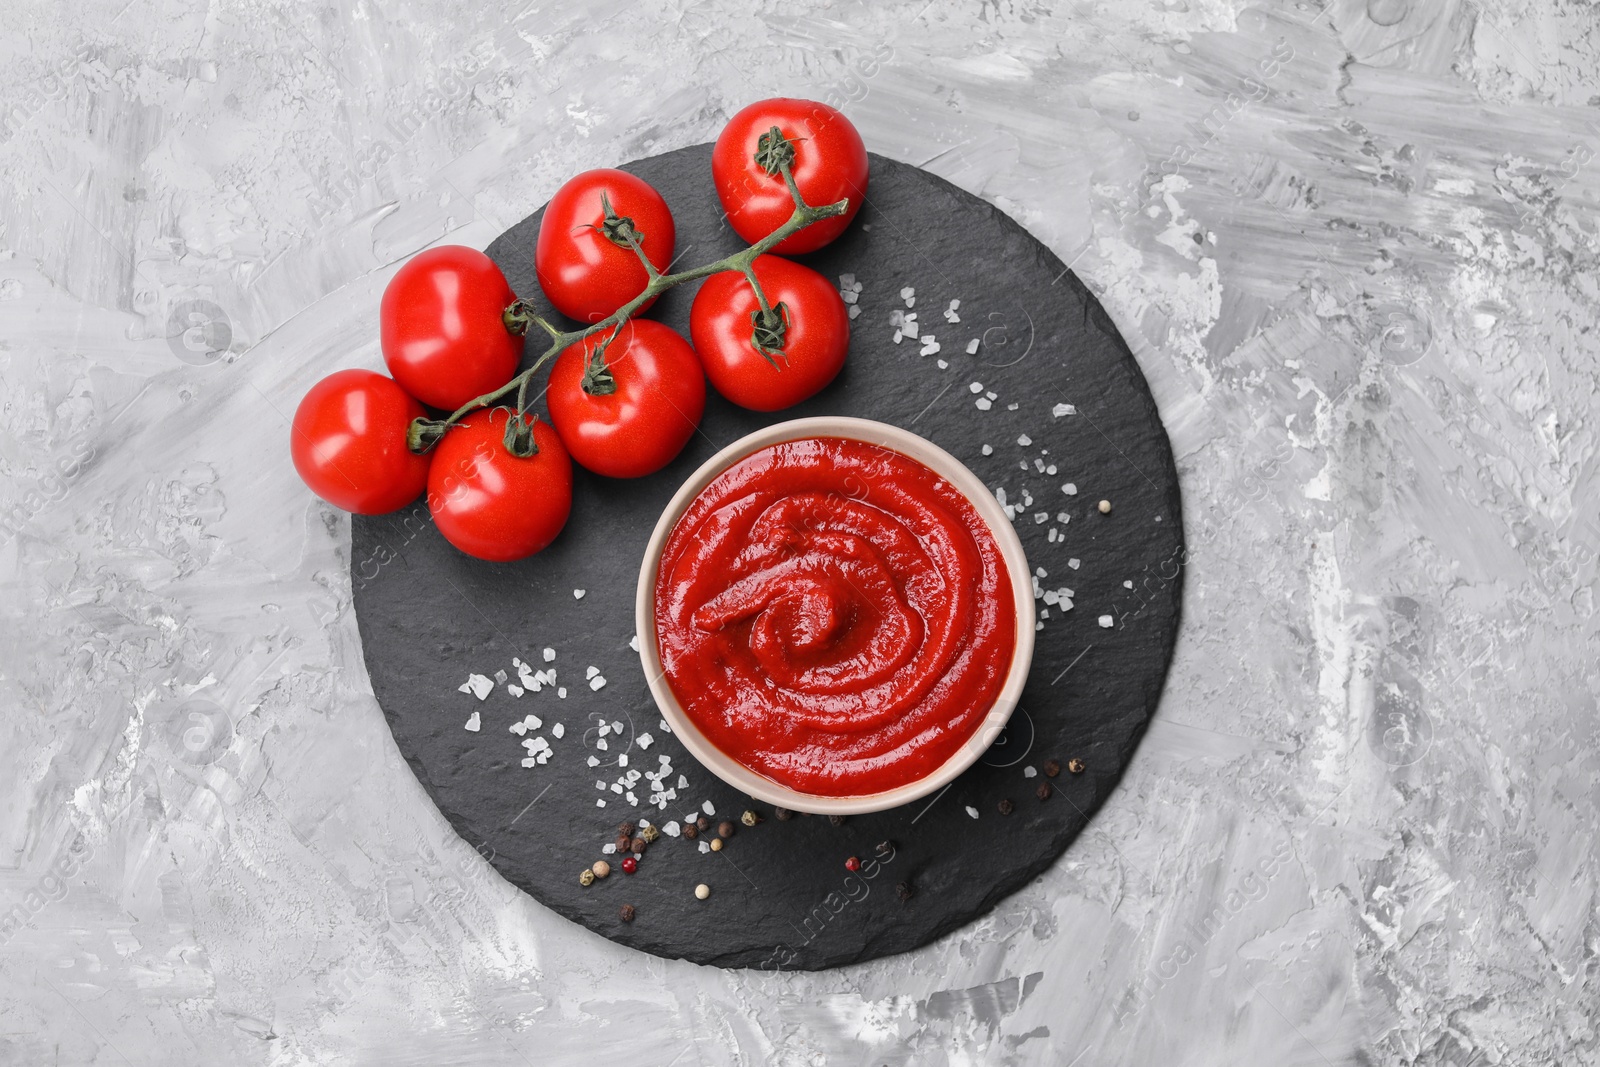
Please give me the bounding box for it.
[536,169,675,324]
[689,254,849,412]
[380,245,523,411]
[427,408,573,561]
[291,369,432,515]
[712,98,868,255]
[547,320,706,479]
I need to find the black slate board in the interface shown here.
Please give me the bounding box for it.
[352,144,1184,970]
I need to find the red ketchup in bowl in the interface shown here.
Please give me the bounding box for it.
[654,436,1016,797]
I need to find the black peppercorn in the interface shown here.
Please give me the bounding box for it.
[1043,760,1061,778]
[828,814,846,827]
[874,840,894,859]
[619,821,637,837]
[619,903,635,923]
[774,806,794,821]
[630,836,647,855]
[695,815,710,833]
[1037,782,1053,801]
[682,822,698,840]
[717,820,735,839]
[895,881,915,902]
[614,835,632,854]
[998,798,1014,815]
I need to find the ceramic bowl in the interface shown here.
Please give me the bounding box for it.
[635,416,1035,815]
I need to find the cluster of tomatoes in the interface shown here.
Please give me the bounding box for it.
[291,99,869,562]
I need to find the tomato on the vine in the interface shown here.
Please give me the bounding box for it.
[291,369,432,515]
[547,320,706,479]
[712,99,868,255]
[426,408,573,562]
[380,245,523,411]
[536,169,676,324]
[689,254,849,412]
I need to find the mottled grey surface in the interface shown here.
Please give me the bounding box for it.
[1,1,1596,1064]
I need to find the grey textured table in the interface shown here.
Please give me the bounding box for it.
[2,2,1596,1064]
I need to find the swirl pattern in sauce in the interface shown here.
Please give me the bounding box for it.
[655,436,1016,796]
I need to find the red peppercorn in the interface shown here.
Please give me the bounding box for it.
[844,856,861,872]
[621,855,638,874]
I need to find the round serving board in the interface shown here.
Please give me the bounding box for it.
[352,144,1183,970]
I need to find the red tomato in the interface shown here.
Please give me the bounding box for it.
[427,408,573,561]
[536,169,675,324]
[712,98,868,254]
[291,369,432,515]
[547,320,706,479]
[689,255,849,412]
[380,245,523,411]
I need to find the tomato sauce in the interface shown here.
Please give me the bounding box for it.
[654,436,1016,797]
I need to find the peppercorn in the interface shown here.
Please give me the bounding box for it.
[1037,782,1053,801]
[717,820,735,839]
[844,856,861,872]
[828,814,846,827]
[619,903,635,923]
[592,860,611,879]
[774,807,794,821]
[618,821,636,838]
[740,809,761,827]
[630,836,646,855]
[694,883,711,900]
[1098,499,1112,514]
[641,823,661,843]
[1043,759,1061,778]
[874,840,894,859]
[682,822,699,840]
[998,798,1015,815]
[614,835,632,853]
[895,881,915,902]
[579,868,595,887]
[621,855,638,874]
[710,838,723,852]
[1068,758,1086,774]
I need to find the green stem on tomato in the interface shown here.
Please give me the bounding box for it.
[409,162,848,455]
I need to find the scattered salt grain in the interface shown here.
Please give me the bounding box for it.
[848,305,861,319]
[507,684,524,698]
[677,774,689,788]
[464,712,481,732]
[1062,483,1078,495]
[629,634,639,652]
[664,821,681,838]
[521,757,538,768]
[459,674,494,701]
[543,648,555,662]
[1124,580,1134,589]
[573,589,585,599]
[1024,766,1037,778]
[937,359,948,369]
[1046,464,1057,475]
[586,665,599,679]
[602,843,617,854]
[1053,403,1076,418]
[1098,615,1114,628]
[659,718,672,733]
[966,338,980,355]
[618,753,629,768]
[900,286,915,306]
[1018,434,1032,447]
[969,381,983,394]
[975,397,992,411]
[1034,513,1048,524]
[597,799,607,807]
[982,444,993,455]
[965,805,980,819]
[637,733,654,750]
[1069,558,1081,569]
[1007,402,1019,411]
[493,669,508,684]
[558,687,567,698]
[1057,512,1070,523]
[702,800,716,815]
[598,722,611,738]
[587,755,600,767]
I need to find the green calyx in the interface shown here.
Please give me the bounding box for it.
[408,418,449,454]
[598,192,645,250]
[750,302,790,367]
[754,126,797,176]
[501,412,540,458]
[581,342,617,396]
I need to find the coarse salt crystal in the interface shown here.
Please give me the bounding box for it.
[611,783,623,794]
[587,755,599,767]
[969,381,983,394]
[966,338,979,354]
[638,733,654,749]
[1063,483,1077,495]
[975,397,992,411]
[986,391,997,400]
[1069,558,1081,569]
[1098,615,1114,628]
[573,589,585,599]
[702,800,716,815]
[586,665,599,679]
[603,843,617,854]
[464,712,480,732]
[1034,513,1048,524]
[597,799,606,807]
[965,805,980,819]
[618,753,629,768]
[595,779,607,790]
[590,675,606,691]
[1024,766,1037,778]
[543,648,555,662]
[460,674,493,700]
[1018,434,1032,446]
[558,687,567,698]
[1007,402,1018,411]
[848,305,861,319]
[937,359,948,369]
[596,737,608,751]
[982,444,993,455]
[551,722,564,739]
[521,757,538,768]
[629,634,639,652]
[1053,403,1076,418]
[493,669,508,684]
[598,722,611,738]
[1046,464,1057,475]
[663,821,681,838]
[507,684,524,698]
